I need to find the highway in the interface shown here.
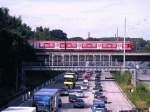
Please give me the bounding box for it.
[60,81,94,112]
[102,71,134,112]
[12,71,135,112]
[60,71,134,112]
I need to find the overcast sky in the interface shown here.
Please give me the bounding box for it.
[0,0,150,40]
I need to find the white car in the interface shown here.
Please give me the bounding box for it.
[83,80,89,86]
[69,90,84,98]
[81,85,88,90]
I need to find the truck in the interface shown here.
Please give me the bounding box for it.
[2,107,36,112]
[64,72,76,89]
[32,88,60,112]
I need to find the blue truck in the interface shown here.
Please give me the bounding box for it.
[32,88,60,112]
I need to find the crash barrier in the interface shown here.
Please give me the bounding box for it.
[0,74,63,111]
[22,74,62,101]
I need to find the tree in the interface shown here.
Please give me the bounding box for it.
[69,37,84,41]
[0,7,36,91]
[51,29,67,40]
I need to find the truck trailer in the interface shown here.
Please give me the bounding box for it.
[2,107,36,112]
[32,88,59,112]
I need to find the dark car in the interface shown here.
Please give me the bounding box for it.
[93,86,103,91]
[58,98,62,107]
[95,85,102,89]
[73,99,85,108]
[95,75,100,78]
[95,81,101,85]
[94,92,103,98]
[60,88,69,96]
[95,79,101,82]
[69,95,78,102]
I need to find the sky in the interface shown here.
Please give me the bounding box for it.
[0,0,150,40]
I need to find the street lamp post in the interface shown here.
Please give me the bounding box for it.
[123,17,126,71]
[123,17,126,72]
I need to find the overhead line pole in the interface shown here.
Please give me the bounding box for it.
[123,17,126,71]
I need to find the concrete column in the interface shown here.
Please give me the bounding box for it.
[100,54,101,66]
[109,55,111,66]
[110,55,112,66]
[78,53,79,66]
[52,53,53,66]
[62,54,64,66]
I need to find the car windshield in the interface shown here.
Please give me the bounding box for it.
[77,99,83,102]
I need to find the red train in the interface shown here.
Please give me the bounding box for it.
[29,40,132,50]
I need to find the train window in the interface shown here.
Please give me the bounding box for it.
[83,43,86,47]
[50,43,54,47]
[103,43,107,48]
[72,43,77,47]
[107,44,111,48]
[44,43,50,48]
[92,43,97,47]
[112,43,117,48]
[118,44,122,47]
[67,43,71,47]
[87,44,91,47]
[61,43,65,47]
[78,43,82,47]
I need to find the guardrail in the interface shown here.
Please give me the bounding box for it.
[0,74,63,111]
[21,74,62,101]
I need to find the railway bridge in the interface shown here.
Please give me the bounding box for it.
[23,51,150,71]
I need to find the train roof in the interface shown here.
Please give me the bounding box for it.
[28,40,131,43]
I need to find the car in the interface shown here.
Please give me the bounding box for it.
[95,81,101,85]
[93,86,100,90]
[58,98,62,107]
[93,100,105,108]
[91,107,108,112]
[95,96,107,103]
[83,79,89,86]
[69,90,84,98]
[74,85,81,89]
[60,88,69,96]
[95,79,101,82]
[95,75,100,78]
[95,85,102,89]
[81,84,89,90]
[73,99,85,108]
[94,92,103,98]
[69,95,78,102]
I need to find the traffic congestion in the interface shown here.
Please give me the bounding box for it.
[2,71,133,112]
[60,71,111,112]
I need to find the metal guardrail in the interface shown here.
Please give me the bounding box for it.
[0,74,62,111]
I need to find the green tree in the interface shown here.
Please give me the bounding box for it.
[69,37,84,41]
[51,29,68,40]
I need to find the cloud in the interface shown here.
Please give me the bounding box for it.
[0,0,150,39]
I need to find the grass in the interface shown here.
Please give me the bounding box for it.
[112,71,150,110]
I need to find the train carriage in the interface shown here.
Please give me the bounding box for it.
[29,40,132,50]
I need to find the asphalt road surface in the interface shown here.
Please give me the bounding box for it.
[102,71,134,112]
[19,71,134,112]
[60,81,94,112]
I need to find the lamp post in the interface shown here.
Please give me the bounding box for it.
[123,17,126,72]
